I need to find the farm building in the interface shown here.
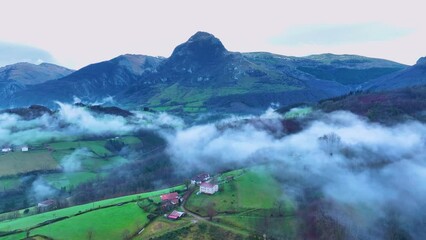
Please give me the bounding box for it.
[167,210,185,220]
[191,173,210,185]
[161,192,180,204]
[21,146,29,152]
[37,199,57,212]
[200,182,219,195]
[160,192,181,211]
[1,147,12,153]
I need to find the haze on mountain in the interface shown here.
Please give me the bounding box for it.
[364,57,426,91]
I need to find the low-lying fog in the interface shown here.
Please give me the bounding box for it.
[1,103,425,239]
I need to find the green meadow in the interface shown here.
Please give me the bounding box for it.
[185,167,297,238]
[0,185,185,236]
[31,203,149,240]
[186,168,290,215]
[0,150,59,177]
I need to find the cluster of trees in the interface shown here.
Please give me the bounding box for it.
[320,87,426,123]
[71,152,182,205]
[104,139,125,153]
[0,175,36,213]
[318,132,342,156]
[0,130,174,214]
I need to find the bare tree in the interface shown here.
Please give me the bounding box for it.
[274,200,285,216]
[318,132,342,156]
[207,202,217,221]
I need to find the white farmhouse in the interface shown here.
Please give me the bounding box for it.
[1,147,12,153]
[21,146,29,152]
[200,182,219,195]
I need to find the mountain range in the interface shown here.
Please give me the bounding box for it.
[363,57,426,91]
[0,62,74,102]
[0,32,424,113]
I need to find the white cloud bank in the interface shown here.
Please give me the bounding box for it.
[166,111,426,239]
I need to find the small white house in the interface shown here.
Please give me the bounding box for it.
[1,148,12,153]
[200,182,219,195]
[21,146,29,152]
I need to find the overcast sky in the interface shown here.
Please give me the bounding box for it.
[0,0,424,69]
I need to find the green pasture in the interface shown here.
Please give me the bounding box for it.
[0,150,59,177]
[0,185,184,233]
[186,168,286,216]
[31,203,148,240]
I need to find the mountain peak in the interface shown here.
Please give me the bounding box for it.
[416,57,426,66]
[0,62,74,85]
[169,32,228,64]
[187,31,221,42]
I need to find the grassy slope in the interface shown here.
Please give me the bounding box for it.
[0,150,59,177]
[0,137,138,178]
[297,66,401,85]
[186,168,289,215]
[0,136,141,190]
[0,178,20,192]
[186,168,297,238]
[1,167,298,239]
[147,79,299,112]
[0,185,184,234]
[0,232,26,240]
[136,217,193,239]
[283,107,313,119]
[31,203,148,240]
[42,172,99,189]
[0,135,146,215]
[147,222,246,240]
[49,141,112,156]
[186,168,298,239]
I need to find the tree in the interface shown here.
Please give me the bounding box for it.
[184,179,191,190]
[105,139,125,153]
[22,198,29,209]
[254,215,270,238]
[207,202,217,221]
[274,200,285,216]
[318,133,342,156]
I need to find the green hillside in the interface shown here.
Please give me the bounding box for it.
[0,167,297,240]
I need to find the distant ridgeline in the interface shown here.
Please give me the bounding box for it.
[2,31,425,114]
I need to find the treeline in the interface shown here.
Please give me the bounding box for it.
[319,86,426,123]
[71,152,182,205]
[70,130,174,204]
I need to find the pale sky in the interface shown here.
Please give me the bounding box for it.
[0,0,424,69]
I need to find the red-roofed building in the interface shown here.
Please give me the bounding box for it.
[161,192,181,211]
[167,210,185,220]
[200,182,219,195]
[160,192,180,205]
